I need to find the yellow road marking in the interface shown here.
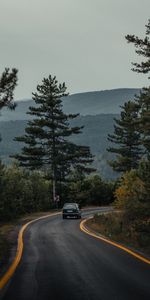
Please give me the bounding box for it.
[0,212,61,290]
[80,218,150,265]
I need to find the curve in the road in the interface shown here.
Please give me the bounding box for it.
[80,217,150,265]
[0,212,61,290]
[0,208,150,294]
[0,209,150,300]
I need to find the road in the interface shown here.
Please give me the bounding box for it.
[1,208,150,300]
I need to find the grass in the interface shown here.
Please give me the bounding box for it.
[86,211,150,257]
[0,210,60,276]
[0,224,16,272]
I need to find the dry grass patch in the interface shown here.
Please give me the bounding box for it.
[0,210,59,275]
[86,211,150,256]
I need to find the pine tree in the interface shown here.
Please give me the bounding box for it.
[107,101,142,172]
[126,20,150,160]
[125,19,150,77]
[14,75,94,201]
[0,68,18,144]
[135,87,150,159]
[0,68,18,110]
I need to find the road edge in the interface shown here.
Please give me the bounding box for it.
[80,217,150,265]
[0,212,60,290]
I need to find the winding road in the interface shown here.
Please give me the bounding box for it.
[1,208,150,300]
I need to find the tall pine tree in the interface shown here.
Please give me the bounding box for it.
[0,68,18,145]
[107,101,142,172]
[126,19,150,76]
[0,68,18,110]
[108,20,150,173]
[14,75,94,201]
[126,19,150,160]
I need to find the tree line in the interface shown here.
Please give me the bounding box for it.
[0,19,149,235]
[107,19,150,248]
[0,68,113,221]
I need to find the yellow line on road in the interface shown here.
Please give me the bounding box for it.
[80,218,150,265]
[0,212,60,290]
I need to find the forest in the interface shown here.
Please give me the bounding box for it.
[0,20,150,254]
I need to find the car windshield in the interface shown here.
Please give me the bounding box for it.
[64,204,77,209]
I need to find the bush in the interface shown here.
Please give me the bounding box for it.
[0,164,53,221]
[68,174,115,207]
[114,168,150,251]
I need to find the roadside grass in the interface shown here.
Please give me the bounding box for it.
[0,210,60,277]
[86,211,150,257]
[0,224,16,272]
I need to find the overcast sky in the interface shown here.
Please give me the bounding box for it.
[0,0,150,100]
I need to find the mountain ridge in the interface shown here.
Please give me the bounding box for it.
[0,88,140,121]
[0,88,140,178]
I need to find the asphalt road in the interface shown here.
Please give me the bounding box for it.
[1,208,150,300]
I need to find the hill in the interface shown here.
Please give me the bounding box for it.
[0,88,140,179]
[0,115,118,179]
[63,88,139,115]
[0,88,139,121]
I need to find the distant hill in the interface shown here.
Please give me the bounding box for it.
[0,88,139,121]
[63,88,140,115]
[0,88,140,179]
[0,115,118,179]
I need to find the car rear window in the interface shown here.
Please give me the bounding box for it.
[64,205,76,209]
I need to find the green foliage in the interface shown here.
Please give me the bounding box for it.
[0,163,114,221]
[137,160,150,203]
[109,20,150,174]
[0,68,18,144]
[125,19,150,160]
[125,19,150,77]
[114,168,150,249]
[0,164,52,221]
[114,170,148,214]
[103,21,150,253]
[67,174,114,207]
[107,101,142,172]
[14,75,94,201]
[135,87,150,159]
[0,115,119,179]
[0,68,18,110]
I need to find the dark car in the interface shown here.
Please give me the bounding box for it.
[62,203,81,219]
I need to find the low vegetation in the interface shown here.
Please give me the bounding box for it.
[87,209,150,256]
[0,230,10,270]
[87,160,150,256]
[0,161,114,222]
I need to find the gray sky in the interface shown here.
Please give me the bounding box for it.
[0,0,150,100]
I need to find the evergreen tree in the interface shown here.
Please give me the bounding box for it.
[0,68,18,144]
[0,68,18,110]
[111,20,150,249]
[107,101,142,172]
[126,20,150,160]
[14,75,94,201]
[126,19,150,77]
[135,87,150,159]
